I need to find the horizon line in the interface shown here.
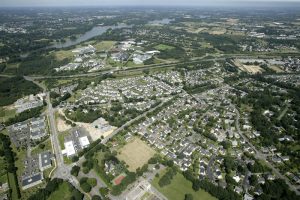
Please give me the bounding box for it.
[1,1,300,8]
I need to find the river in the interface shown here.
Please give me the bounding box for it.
[48,19,172,49]
[50,24,130,49]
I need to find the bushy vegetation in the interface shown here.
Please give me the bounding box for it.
[0,133,21,199]
[18,54,70,75]
[183,170,241,200]
[5,106,44,126]
[0,76,41,106]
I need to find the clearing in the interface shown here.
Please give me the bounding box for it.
[269,65,284,73]
[154,44,175,51]
[117,137,155,172]
[56,116,72,132]
[152,170,216,200]
[0,106,16,123]
[234,60,264,74]
[54,50,74,61]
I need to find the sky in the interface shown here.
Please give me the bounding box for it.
[1,0,300,7]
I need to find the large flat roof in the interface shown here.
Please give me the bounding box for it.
[64,141,76,156]
[79,136,90,148]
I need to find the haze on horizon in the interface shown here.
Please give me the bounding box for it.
[1,0,300,7]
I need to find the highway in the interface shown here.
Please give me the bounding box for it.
[22,54,300,197]
[24,57,226,80]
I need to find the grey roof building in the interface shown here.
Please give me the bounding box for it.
[39,151,52,171]
[22,173,43,190]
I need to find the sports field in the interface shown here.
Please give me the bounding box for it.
[117,138,155,172]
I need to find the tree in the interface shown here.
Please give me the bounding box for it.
[80,182,92,193]
[87,178,97,187]
[82,167,90,174]
[71,166,80,177]
[39,143,45,149]
[72,156,79,162]
[185,194,193,200]
[92,195,102,200]
[71,189,84,200]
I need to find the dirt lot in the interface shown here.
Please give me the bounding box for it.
[57,117,72,132]
[117,138,155,172]
[57,109,116,141]
[243,65,264,74]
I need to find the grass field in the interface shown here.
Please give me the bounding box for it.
[47,182,72,200]
[152,170,216,200]
[117,138,155,172]
[93,41,116,52]
[0,107,16,123]
[54,50,74,61]
[154,44,175,51]
[8,172,19,200]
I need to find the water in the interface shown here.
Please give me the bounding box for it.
[50,24,130,49]
[49,19,172,49]
[148,18,174,25]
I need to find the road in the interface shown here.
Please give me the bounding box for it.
[207,155,216,182]
[277,103,290,121]
[24,77,90,198]
[232,104,300,195]
[46,91,91,198]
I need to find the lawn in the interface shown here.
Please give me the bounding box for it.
[58,131,70,149]
[154,44,175,51]
[13,148,26,178]
[47,182,72,200]
[31,138,52,154]
[152,170,217,200]
[125,61,144,68]
[117,137,155,172]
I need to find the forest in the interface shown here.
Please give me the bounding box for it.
[0,76,41,106]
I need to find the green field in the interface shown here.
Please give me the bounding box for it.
[93,41,116,52]
[58,130,70,149]
[31,138,52,155]
[0,107,16,123]
[53,49,74,61]
[152,170,216,200]
[154,44,175,51]
[8,172,19,200]
[13,146,27,178]
[47,182,72,200]
[0,157,8,183]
